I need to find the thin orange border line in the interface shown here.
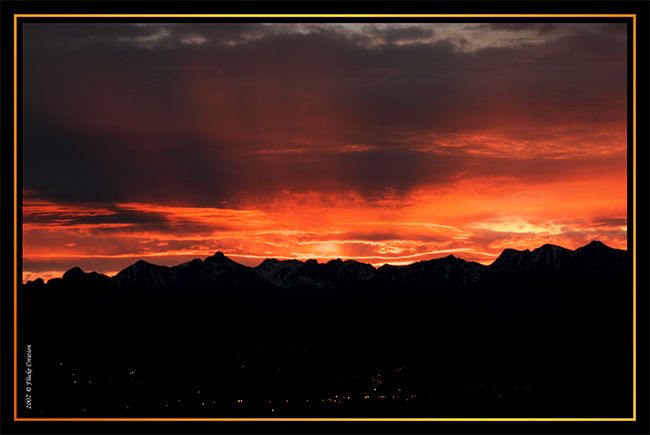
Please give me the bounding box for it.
[632,13,637,422]
[11,417,639,422]
[13,13,638,18]
[12,14,637,423]
[13,12,18,423]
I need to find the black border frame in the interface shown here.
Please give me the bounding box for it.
[1,1,648,434]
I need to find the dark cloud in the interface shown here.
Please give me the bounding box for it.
[22,23,267,51]
[24,201,237,236]
[476,22,626,39]
[355,25,437,46]
[23,118,118,203]
[24,205,168,226]
[478,23,559,35]
[22,22,627,205]
[23,113,626,206]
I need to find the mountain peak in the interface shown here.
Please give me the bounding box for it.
[205,251,236,264]
[491,248,530,268]
[574,240,622,256]
[327,258,344,265]
[62,266,85,280]
[532,243,573,258]
[60,267,111,286]
[258,258,279,266]
[528,244,573,269]
[574,240,624,257]
[114,259,174,289]
[537,243,566,251]
[582,240,608,250]
[259,258,302,266]
[203,251,242,273]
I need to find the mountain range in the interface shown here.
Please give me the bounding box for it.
[25,240,627,295]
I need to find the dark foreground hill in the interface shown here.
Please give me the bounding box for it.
[20,241,631,418]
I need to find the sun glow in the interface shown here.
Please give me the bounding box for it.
[23,172,627,282]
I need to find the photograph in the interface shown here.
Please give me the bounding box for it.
[1,1,648,433]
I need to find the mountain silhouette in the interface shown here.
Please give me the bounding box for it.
[490,243,572,272]
[255,258,376,293]
[25,240,627,298]
[19,240,631,418]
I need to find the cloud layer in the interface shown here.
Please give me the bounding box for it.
[21,22,628,280]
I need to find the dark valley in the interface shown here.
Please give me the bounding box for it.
[19,241,632,418]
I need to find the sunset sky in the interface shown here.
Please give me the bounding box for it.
[22,22,628,282]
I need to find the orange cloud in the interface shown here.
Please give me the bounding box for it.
[22,168,627,282]
[21,23,628,283]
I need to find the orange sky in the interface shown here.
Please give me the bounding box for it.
[21,23,628,281]
[22,167,627,282]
